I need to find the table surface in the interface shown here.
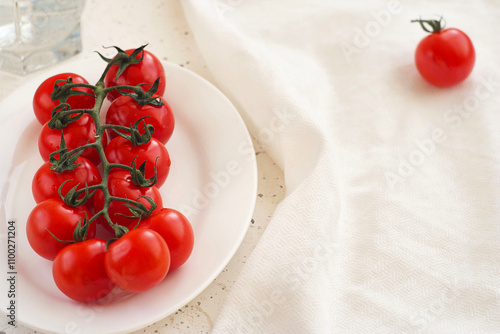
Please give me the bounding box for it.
[0,1,284,333]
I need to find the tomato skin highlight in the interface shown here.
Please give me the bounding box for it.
[33,73,95,125]
[104,49,166,102]
[26,198,96,261]
[105,136,171,188]
[52,239,114,302]
[415,28,475,87]
[93,170,163,232]
[32,156,102,205]
[139,208,194,271]
[38,113,107,166]
[104,229,170,293]
[106,95,175,144]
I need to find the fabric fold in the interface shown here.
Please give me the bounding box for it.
[182,1,500,332]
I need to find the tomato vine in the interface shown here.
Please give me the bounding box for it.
[47,45,163,240]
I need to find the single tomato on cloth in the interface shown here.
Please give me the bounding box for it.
[412,17,475,87]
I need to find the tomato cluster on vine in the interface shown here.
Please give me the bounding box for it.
[27,46,194,303]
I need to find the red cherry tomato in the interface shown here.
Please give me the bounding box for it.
[104,229,170,293]
[26,198,96,261]
[52,239,115,302]
[413,18,475,87]
[106,95,175,144]
[104,49,166,102]
[105,136,170,188]
[33,73,95,125]
[32,156,102,206]
[93,170,163,232]
[139,208,194,271]
[38,113,107,166]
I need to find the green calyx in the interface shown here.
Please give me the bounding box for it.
[58,180,98,208]
[47,106,83,130]
[49,133,83,173]
[118,77,165,106]
[411,16,446,33]
[50,77,95,103]
[110,116,155,146]
[130,157,158,187]
[45,213,92,244]
[114,195,157,221]
[73,214,92,243]
[97,44,147,81]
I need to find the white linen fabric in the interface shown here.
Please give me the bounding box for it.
[182,1,500,333]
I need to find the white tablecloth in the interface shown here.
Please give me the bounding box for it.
[183,1,500,333]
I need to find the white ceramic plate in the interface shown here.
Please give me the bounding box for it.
[0,58,257,333]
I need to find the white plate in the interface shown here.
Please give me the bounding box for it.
[0,58,257,333]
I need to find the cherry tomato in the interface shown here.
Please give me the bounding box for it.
[105,136,170,188]
[413,18,475,87]
[104,229,170,293]
[32,156,102,206]
[139,208,194,271]
[93,170,163,232]
[33,73,95,125]
[104,49,166,102]
[52,239,114,302]
[38,113,107,166]
[106,95,175,144]
[26,198,96,261]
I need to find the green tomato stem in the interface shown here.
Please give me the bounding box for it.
[411,16,446,33]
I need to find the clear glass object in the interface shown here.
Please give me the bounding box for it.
[0,0,85,75]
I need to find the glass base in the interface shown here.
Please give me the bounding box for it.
[0,24,82,76]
